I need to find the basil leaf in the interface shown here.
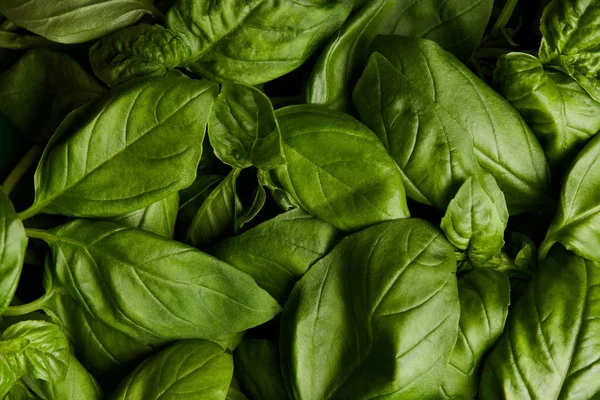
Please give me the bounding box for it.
[439,268,509,398]
[367,35,551,214]
[0,187,27,316]
[187,168,243,248]
[354,52,479,209]
[281,219,459,399]
[107,340,233,400]
[43,289,156,376]
[212,208,342,303]
[441,173,508,266]
[480,246,600,398]
[0,49,105,142]
[540,133,600,261]
[539,0,600,99]
[272,105,410,231]
[36,219,280,343]
[21,76,218,219]
[0,0,161,44]
[23,352,102,400]
[208,82,284,170]
[109,193,180,238]
[234,339,288,400]
[4,380,38,400]
[494,52,600,166]
[0,321,70,397]
[176,0,352,85]
[307,0,494,111]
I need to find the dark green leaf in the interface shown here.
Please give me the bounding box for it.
[235,339,289,400]
[281,219,459,399]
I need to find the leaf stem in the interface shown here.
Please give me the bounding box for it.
[4,290,53,316]
[491,0,520,35]
[1,145,42,196]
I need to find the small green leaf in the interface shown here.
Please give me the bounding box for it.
[209,82,284,170]
[108,193,179,238]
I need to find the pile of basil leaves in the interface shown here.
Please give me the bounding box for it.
[0,0,599,398]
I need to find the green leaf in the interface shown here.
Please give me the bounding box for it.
[353,52,479,209]
[235,339,289,400]
[494,52,600,166]
[176,0,352,85]
[21,76,218,220]
[281,219,459,399]
[480,246,600,399]
[0,49,105,142]
[89,24,193,87]
[0,0,161,44]
[0,187,27,316]
[0,321,70,397]
[441,173,508,266]
[307,0,494,111]
[4,380,38,400]
[177,174,223,231]
[272,105,410,231]
[23,352,102,400]
[43,288,156,376]
[208,82,284,170]
[108,192,180,238]
[365,36,551,215]
[35,219,281,343]
[438,268,510,398]
[187,168,243,248]
[539,0,600,96]
[212,208,342,303]
[540,133,600,261]
[108,340,233,400]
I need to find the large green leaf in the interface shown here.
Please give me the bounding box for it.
[21,76,218,219]
[354,52,478,209]
[34,219,280,343]
[234,340,289,400]
[540,133,600,261]
[272,105,409,231]
[212,208,342,303]
[539,0,600,100]
[208,82,284,170]
[307,0,494,111]
[0,187,27,316]
[0,321,70,398]
[109,192,180,238]
[494,52,600,166]
[480,246,600,399]
[0,49,104,142]
[108,340,233,400]
[0,0,161,44]
[281,219,459,399]
[438,268,509,398]
[366,36,550,214]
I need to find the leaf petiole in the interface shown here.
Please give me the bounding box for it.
[4,289,53,316]
[1,145,42,196]
[490,0,520,35]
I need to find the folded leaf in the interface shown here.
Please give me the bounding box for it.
[272,105,410,231]
[494,52,600,166]
[441,173,508,266]
[281,219,459,399]
[35,220,280,343]
[209,82,284,170]
[480,246,600,399]
[0,188,27,316]
[108,193,180,238]
[540,133,600,261]
[21,77,218,219]
[108,340,233,400]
